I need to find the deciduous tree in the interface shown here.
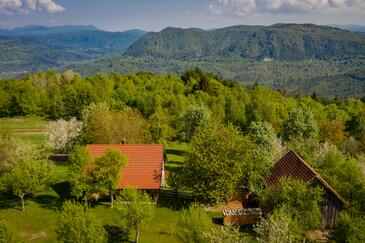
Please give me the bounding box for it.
[68,146,93,205]
[83,104,150,144]
[258,177,323,230]
[47,117,83,153]
[92,149,128,207]
[282,108,319,141]
[3,159,54,211]
[180,105,212,142]
[115,188,154,243]
[180,123,265,202]
[56,201,107,243]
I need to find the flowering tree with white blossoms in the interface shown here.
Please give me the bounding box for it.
[47,118,83,153]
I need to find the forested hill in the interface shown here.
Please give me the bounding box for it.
[0,25,146,78]
[125,24,365,61]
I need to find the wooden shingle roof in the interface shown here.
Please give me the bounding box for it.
[265,151,347,205]
[86,144,164,190]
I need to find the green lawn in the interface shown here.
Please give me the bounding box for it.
[165,142,188,164]
[16,134,47,145]
[0,116,49,147]
[0,116,49,130]
[165,142,188,175]
[0,161,187,242]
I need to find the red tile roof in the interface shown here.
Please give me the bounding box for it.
[86,144,165,189]
[265,151,346,205]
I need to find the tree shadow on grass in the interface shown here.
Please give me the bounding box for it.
[33,181,72,211]
[52,181,72,200]
[104,224,131,243]
[33,194,63,211]
[0,192,20,210]
[166,149,185,157]
[164,164,182,174]
[157,196,192,211]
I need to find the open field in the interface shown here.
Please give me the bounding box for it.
[0,116,49,130]
[0,116,49,146]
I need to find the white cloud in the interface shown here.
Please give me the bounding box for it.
[0,0,64,15]
[209,0,365,16]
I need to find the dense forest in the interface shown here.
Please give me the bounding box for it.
[125,24,365,60]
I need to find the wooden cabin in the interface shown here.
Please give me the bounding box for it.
[265,151,347,228]
[86,144,166,194]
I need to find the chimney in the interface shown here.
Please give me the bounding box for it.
[121,138,126,144]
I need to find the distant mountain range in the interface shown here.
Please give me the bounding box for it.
[125,24,365,61]
[1,24,365,98]
[0,25,101,36]
[0,25,146,78]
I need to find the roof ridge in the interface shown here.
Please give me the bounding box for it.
[287,150,347,205]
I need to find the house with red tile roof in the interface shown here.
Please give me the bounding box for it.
[86,144,165,190]
[265,150,347,228]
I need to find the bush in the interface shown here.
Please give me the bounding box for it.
[176,205,213,243]
[47,117,83,153]
[332,212,365,243]
[0,220,22,243]
[56,201,107,243]
[254,207,301,243]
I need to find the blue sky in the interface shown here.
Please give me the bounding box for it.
[0,0,364,31]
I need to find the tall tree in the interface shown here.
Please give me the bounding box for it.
[180,123,264,202]
[282,108,319,141]
[115,188,154,243]
[56,201,107,243]
[68,146,93,205]
[180,105,212,142]
[248,121,282,161]
[83,104,150,144]
[92,149,128,206]
[3,159,54,211]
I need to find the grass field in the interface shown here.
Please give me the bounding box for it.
[0,116,49,130]
[0,161,188,242]
[0,116,49,146]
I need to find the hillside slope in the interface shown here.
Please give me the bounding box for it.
[125,24,365,61]
[0,26,146,77]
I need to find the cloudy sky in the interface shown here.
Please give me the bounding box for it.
[0,0,364,31]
